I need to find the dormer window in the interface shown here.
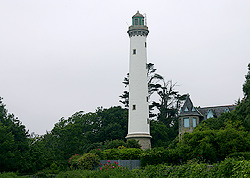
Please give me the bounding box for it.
[192,107,196,111]
[184,107,189,111]
[207,109,214,119]
[224,107,230,113]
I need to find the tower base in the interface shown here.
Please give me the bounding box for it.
[126,134,152,150]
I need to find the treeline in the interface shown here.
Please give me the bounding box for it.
[0,102,179,173]
[0,63,249,175]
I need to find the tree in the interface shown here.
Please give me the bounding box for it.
[178,121,250,162]
[151,80,186,126]
[0,97,31,173]
[119,63,164,109]
[243,63,250,99]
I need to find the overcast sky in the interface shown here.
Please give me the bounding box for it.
[0,0,249,135]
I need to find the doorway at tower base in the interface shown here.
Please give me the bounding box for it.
[126,134,152,150]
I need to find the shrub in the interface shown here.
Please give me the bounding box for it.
[99,160,125,171]
[227,152,250,160]
[76,153,100,170]
[126,139,141,148]
[102,148,142,160]
[0,172,29,178]
[68,154,81,169]
[103,139,126,149]
[141,148,180,167]
[69,153,99,170]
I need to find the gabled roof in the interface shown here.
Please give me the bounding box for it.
[179,94,201,117]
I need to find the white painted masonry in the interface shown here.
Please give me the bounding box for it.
[128,35,149,135]
[126,11,151,150]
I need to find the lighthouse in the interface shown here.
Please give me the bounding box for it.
[126,11,151,150]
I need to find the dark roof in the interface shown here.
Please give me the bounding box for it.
[179,94,201,117]
[179,94,236,119]
[197,105,235,120]
[132,11,144,18]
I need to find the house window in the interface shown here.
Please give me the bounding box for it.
[193,118,197,127]
[132,105,136,110]
[133,49,136,55]
[142,19,144,25]
[184,118,189,127]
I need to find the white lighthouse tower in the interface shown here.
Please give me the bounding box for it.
[126,11,151,150]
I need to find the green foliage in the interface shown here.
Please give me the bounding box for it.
[0,98,31,173]
[178,122,250,163]
[243,63,250,99]
[55,159,250,177]
[150,120,177,147]
[0,172,30,178]
[103,139,126,149]
[227,152,250,160]
[102,148,142,160]
[70,153,100,170]
[69,153,99,170]
[99,160,126,171]
[141,147,180,167]
[126,139,141,148]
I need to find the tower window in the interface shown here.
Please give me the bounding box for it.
[146,96,149,102]
[184,118,189,127]
[193,118,197,127]
[134,18,138,25]
[133,49,136,55]
[132,105,136,110]
[145,42,147,48]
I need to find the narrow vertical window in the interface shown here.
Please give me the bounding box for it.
[132,105,136,110]
[134,18,138,25]
[133,49,136,55]
[146,96,149,102]
[142,19,144,25]
[145,42,147,48]
[193,118,197,127]
[184,118,189,127]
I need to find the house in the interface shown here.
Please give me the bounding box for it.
[179,94,235,139]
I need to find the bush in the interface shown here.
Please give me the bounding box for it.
[57,159,250,177]
[103,139,126,149]
[141,148,180,167]
[0,172,29,178]
[227,152,250,160]
[69,153,99,170]
[126,139,141,148]
[102,148,142,160]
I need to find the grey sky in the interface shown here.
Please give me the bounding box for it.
[0,0,249,135]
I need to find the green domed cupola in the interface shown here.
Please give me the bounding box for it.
[128,11,149,37]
